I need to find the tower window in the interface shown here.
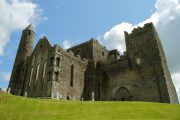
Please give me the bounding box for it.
[28,30,31,35]
[70,65,74,87]
[56,57,60,66]
[55,72,59,81]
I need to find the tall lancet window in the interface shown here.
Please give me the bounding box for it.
[42,61,46,82]
[70,65,74,87]
[29,67,33,87]
[35,63,40,85]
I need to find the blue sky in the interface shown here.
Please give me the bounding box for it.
[33,0,156,45]
[0,0,180,100]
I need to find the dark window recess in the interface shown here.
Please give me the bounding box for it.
[67,95,70,100]
[40,45,43,48]
[56,57,60,66]
[28,30,31,35]
[103,71,108,80]
[84,71,86,92]
[102,51,104,56]
[77,49,80,54]
[48,72,52,81]
[55,72,59,81]
[70,65,74,87]
[50,57,54,66]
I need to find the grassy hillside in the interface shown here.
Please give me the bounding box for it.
[0,93,180,120]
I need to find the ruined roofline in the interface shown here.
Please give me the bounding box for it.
[52,44,88,66]
[67,38,97,50]
[109,49,120,55]
[33,36,88,65]
[124,22,154,37]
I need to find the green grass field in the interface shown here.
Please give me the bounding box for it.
[0,93,180,120]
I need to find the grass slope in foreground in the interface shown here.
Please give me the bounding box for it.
[0,93,180,120]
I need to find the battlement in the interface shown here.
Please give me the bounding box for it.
[125,22,154,38]
[51,44,88,66]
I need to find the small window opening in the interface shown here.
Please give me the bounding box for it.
[56,57,60,66]
[40,45,43,48]
[28,30,31,35]
[50,57,54,66]
[70,65,74,87]
[102,51,104,56]
[49,72,52,81]
[55,72,59,81]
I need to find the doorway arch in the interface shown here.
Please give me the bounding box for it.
[115,87,132,101]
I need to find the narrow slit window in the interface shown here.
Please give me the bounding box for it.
[29,67,33,86]
[55,72,59,81]
[70,65,74,87]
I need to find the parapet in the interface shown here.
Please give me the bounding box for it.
[125,22,154,38]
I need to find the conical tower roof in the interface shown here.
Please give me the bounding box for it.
[25,24,34,31]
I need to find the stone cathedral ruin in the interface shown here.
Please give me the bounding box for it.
[8,22,179,103]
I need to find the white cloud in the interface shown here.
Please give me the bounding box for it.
[103,0,180,100]
[0,0,47,55]
[62,40,73,49]
[172,71,180,100]
[103,0,180,52]
[0,72,11,82]
[104,22,133,52]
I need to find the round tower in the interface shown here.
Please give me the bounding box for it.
[8,24,35,95]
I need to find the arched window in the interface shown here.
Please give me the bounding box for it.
[42,61,46,79]
[70,65,74,87]
[56,57,60,66]
[29,67,33,86]
[35,63,40,85]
